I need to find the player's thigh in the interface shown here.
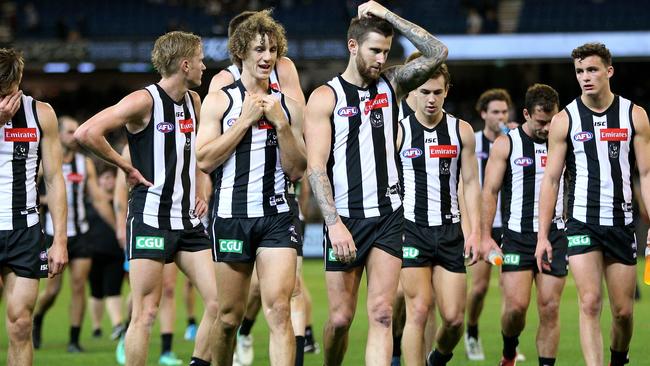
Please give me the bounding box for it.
[176,249,216,300]
[432,266,467,320]
[603,261,636,314]
[325,266,364,317]
[256,247,297,304]
[69,257,92,282]
[128,258,165,302]
[214,261,254,312]
[499,270,534,311]
[366,247,402,310]
[534,272,566,311]
[3,272,39,321]
[400,267,433,305]
[469,260,492,287]
[568,251,604,299]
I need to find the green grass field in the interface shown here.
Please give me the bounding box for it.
[1,259,650,365]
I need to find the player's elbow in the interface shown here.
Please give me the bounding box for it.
[74,124,92,148]
[196,158,214,175]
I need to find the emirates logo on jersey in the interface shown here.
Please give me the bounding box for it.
[429,145,458,158]
[270,82,280,91]
[600,128,628,141]
[179,119,194,133]
[257,118,273,130]
[364,93,388,114]
[4,128,37,142]
[66,172,84,183]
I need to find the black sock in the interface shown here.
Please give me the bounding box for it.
[295,336,305,366]
[427,349,453,366]
[539,357,556,366]
[239,317,255,336]
[467,324,478,339]
[304,325,314,343]
[70,326,81,345]
[392,333,402,357]
[610,348,629,366]
[34,313,44,327]
[187,317,196,326]
[189,357,210,366]
[502,333,519,360]
[161,333,173,354]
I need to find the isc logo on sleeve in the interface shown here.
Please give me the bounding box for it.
[135,236,165,250]
[219,239,243,253]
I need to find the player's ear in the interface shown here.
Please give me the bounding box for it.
[348,38,358,56]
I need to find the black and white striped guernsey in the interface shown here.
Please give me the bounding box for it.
[475,131,502,228]
[565,95,635,226]
[212,79,291,218]
[399,113,462,226]
[127,84,201,230]
[398,98,415,122]
[501,127,564,233]
[0,94,41,230]
[325,74,401,218]
[227,64,281,91]
[45,153,89,236]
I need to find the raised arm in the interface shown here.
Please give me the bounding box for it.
[358,1,448,99]
[74,90,153,187]
[458,120,481,265]
[631,105,650,247]
[480,134,509,257]
[85,158,116,230]
[536,111,569,271]
[37,101,68,277]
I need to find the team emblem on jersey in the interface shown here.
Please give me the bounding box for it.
[600,128,628,141]
[429,145,458,158]
[5,128,37,142]
[608,142,619,159]
[13,145,27,160]
[337,106,359,118]
[370,109,384,128]
[184,137,191,151]
[66,172,84,183]
[401,148,422,159]
[514,157,534,167]
[179,119,194,133]
[439,160,451,175]
[156,122,174,133]
[364,93,388,114]
[573,131,593,142]
[266,131,278,147]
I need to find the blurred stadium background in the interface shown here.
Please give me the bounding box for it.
[1,0,650,364]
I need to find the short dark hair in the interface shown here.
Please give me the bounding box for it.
[405,50,421,63]
[0,48,24,95]
[571,42,612,66]
[347,16,394,45]
[524,83,559,114]
[228,11,256,37]
[431,64,451,89]
[475,88,512,114]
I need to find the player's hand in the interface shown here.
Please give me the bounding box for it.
[0,90,22,125]
[327,220,357,264]
[48,237,68,278]
[358,1,389,19]
[124,166,153,188]
[464,232,480,266]
[535,236,553,273]
[240,92,264,127]
[262,95,288,129]
[194,197,208,218]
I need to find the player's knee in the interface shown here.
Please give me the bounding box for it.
[538,297,560,322]
[504,300,528,320]
[471,281,489,297]
[7,313,32,342]
[133,303,159,328]
[266,299,291,328]
[612,305,633,325]
[441,311,464,331]
[368,302,393,329]
[329,310,354,332]
[217,310,242,334]
[204,297,219,318]
[161,283,175,299]
[407,300,431,327]
[578,293,602,317]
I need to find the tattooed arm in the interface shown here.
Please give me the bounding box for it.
[358,1,448,99]
[304,85,356,263]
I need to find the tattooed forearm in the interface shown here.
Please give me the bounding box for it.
[307,168,339,226]
[384,12,448,98]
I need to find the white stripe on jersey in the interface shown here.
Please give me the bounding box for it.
[475,131,502,228]
[227,64,281,90]
[45,153,89,236]
[0,95,41,230]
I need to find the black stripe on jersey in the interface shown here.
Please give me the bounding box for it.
[33,100,42,207]
[410,116,429,226]
[339,77,364,217]
[437,116,453,224]
[521,130,536,232]
[565,108,577,219]
[627,101,636,184]
[455,118,463,188]
[11,102,28,228]
[262,127,279,216]
[576,99,600,225]
[501,134,513,230]
[70,157,81,235]
[606,98,625,225]
[369,82,392,216]
[180,97,193,229]
[157,87,179,229]
[325,84,338,202]
[232,83,252,216]
[401,99,414,119]
[128,91,156,218]
[211,88,234,216]
[480,133,490,185]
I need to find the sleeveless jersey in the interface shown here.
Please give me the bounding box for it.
[398,98,415,122]
[325,74,401,218]
[127,84,201,230]
[0,94,41,230]
[565,95,635,226]
[400,113,462,226]
[475,131,502,228]
[212,80,291,218]
[45,153,89,236]
[502,127,564,233]
[227,64,281,91]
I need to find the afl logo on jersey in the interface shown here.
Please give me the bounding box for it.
[226,118,237,127]
[402,148,422,159]
[573,131,593,142]
[337,106,359,118]
[514,157,534,167]
[156,122,174,133]
[476,151,488,160]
